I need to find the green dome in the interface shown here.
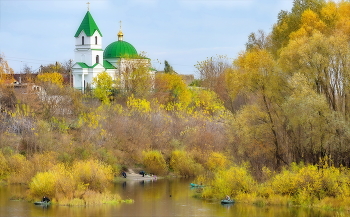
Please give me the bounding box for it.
[103,41,138,58]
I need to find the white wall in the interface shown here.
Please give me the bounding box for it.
[74,31,103,66]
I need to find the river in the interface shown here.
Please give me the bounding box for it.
[0,178,343,217]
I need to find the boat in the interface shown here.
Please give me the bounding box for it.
[221,199,235,204]
[190,183,204,188]
[34,201,50,206]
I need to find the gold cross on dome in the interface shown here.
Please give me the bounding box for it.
[87,2,90,11]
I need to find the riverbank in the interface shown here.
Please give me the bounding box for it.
[116,169,159,181]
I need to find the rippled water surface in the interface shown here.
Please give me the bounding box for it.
[0,178,343,217]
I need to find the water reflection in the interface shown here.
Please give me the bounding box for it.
[0,180,345,217]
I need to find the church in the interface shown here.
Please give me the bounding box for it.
[72,9,154,91]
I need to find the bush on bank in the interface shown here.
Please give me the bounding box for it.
[196,161,350,210]
[27,159,118,205]
[2,148,350,210]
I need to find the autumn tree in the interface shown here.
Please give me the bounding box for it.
[195,55,232,111]
[0,54,15,84]
[116,53,153,99]
[37,72,64,88]
[282,73,336,165]
[228,48,288,170]
[271,0,326,55]
[246,30,272,51]
[92,71,114,104]
[154,73,191,108]
[279,31,350,114]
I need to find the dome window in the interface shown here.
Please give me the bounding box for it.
[95,36,98,45]
[82,36,85,45]
[96,55,99,64]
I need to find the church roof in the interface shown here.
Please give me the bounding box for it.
[75,62,99,68]
[74,11,102,37]
[103,60,116,69]
[103,41,138,59]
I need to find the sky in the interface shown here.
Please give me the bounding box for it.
[0,0,295,77]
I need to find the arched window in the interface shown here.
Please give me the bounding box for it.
[96,55,99,64]
[82,36,84,45]
[95,36,98,45]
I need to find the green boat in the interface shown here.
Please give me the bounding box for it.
[34,201,50,206]
[190,183,204,187]
[221,199,235,204]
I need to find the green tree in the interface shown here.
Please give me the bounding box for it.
[164,60,176,74]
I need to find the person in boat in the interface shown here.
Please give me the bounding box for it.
[225,195,231,201]
[42,196,50,203]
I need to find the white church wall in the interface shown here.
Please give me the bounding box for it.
[75,31,102,49]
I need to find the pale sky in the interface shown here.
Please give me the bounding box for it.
[0,0,294,77]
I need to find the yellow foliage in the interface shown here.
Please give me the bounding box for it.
[191,89,226,117]
[52,164,76,199]
[92,71,113,104]
[37,72,63,87]
[202,165,256,200]
[142,150,167,175]
[0,151,9,177]
[321,1,339,28]
[78,111,102,129]
[7,154,35,184]
[170,150,204,177]
[29,171,56,198]
[290,9,326,40]
[31,152,58,173]
[127,95,151,114]
[155,73,192,107]
[206,152,229,172]
[72,159,113,192]
[27,159,116,204]
[0,54,14,84]
[269,163,350,204]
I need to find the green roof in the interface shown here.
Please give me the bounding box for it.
[103,60,116,69]
[76,62,99,68]
[74,11,102,37]
[103,41,138,59]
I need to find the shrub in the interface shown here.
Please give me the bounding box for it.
[142,150,167,175]
[268,163,350,206]
[0,151,9,177]
[206,152,230,172]
[52,163,76,199]
[170,150,204,177]
[201,165,256,200]
[72,159,113,192]
[29,171,56,198]
[30,152,58,173]
[7,154,35,184]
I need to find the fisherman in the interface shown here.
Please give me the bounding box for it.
[225,195,230,201]
[42,196,50,203]
[122,171,127,178]
[140,171,145,177]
